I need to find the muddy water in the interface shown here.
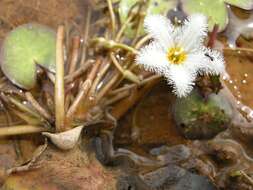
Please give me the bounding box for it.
[225,50,253,109]
[0,0,253,189]
[114,83,186,152]
[113,24,253,189]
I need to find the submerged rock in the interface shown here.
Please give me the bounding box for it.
[140,165,217,190]
[150,145,191,164]
[117,175,150,190]
[173,90,233,140]
[117,165,216,190]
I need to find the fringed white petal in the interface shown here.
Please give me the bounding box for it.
[183,50,207,74]
[144,15,174,51]
[164,66,196,97]
[136,42,168,75]
[138,13,226,98]
[201,47,225,75]
[178,14,208,52]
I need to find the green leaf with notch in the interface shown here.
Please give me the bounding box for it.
[0,23,56,89]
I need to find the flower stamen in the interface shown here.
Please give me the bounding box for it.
[167,47,187,65]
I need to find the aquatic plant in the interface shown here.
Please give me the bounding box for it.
[136,14,225,97]
[0,23,56,89]
[0,1,253,189]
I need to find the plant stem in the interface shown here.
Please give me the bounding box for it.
[207,24,219,48]
[11,109,42,125]
[64,60,93,84]
[106,0,116,37]
[67,36,81,74]
[94,32,152,103]
[55,25,66,132]
[131,16,144,45]
[65,36,81,110]
[134,34,152,49]
[91,37,138,54]
[80,8,91,66]
[89,60,110,96]
[66,59,101,121]
[25,92,52,122]
[6,96,43,121]
[240,171,253,186]
[110,74,160,95]
[110,52,124,73]
[223,47,253,53]
[0,125,49,137]
[110,52,140,83]
[96,71,120,102]
[111,77,160,119]
[115,12,135,42]
[104,90,130,106]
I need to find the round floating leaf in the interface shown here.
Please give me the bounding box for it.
[0,23,56,89]
[182,0,228,31]
[224,0,253,9]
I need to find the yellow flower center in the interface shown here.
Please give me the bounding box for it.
[167,47,187,65]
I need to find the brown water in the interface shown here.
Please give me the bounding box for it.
[0,1,253,190]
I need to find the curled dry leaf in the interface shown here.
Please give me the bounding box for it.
[42,125,84,150]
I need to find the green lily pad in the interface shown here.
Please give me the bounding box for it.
[0,23,56,89]
[181,0,228,31]
[118,0,177,38]
[182,0,253,32]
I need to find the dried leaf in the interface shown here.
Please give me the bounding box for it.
[42,126,84,150]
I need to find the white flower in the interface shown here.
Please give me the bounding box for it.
[136,14,225,97]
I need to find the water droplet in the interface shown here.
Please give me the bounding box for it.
[241,106,246,112]
[233,85,238,90]
[97,81,103,90]
[228,43,235,48]
[242,80,247,84]
[244,73,248,78]
[89,96,95,101]
[229,80,233,84]
[248,111,253,119]
[222,76,228,80]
